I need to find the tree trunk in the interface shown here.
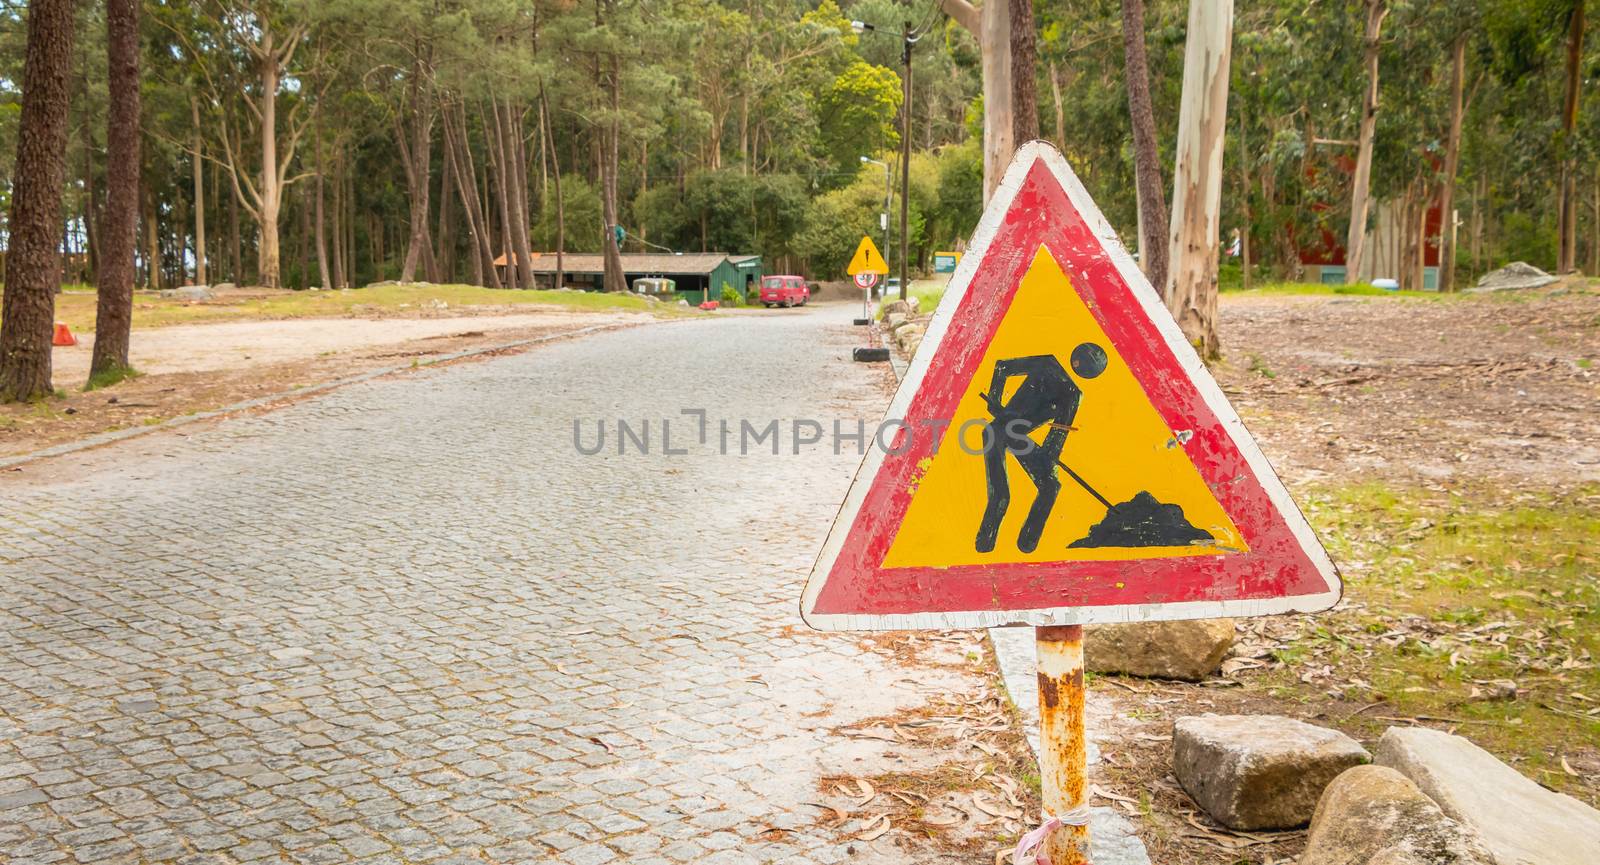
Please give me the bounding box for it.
[599,51,625,293]
[436,130,454,282]
[486,102,517,287]
[1345,0,1388,281]
[1238,111,1253,290]
[1592,168,1599,275]
[313,132,331,290]
[256,31,281,288]
[398,56,436,284]
[144,186,161,290]
[88,0,140,381]
[541,85,565,291]
[941,1,1012,201]
[900,22,915,301]
[330,147,345,289]
[442,103,499,288]
[0,0,75,401]
[1121,0,1170,290]
[1557,0,1584,273]
[1009,0,1039,144]
[1438,33,1467,291]
[78,79,99,281]
[190,98,207,286]
[229,173,242,283]
[1048,61,1068,148]
[1163,0,1233,360]
[505,100,536,290]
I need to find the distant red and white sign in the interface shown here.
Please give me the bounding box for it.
[854,271,880,290]
[801,142,1340,631]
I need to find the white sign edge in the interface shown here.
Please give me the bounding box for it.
[799,140,1342,632]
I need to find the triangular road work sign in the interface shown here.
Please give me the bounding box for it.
[802,142,1340,630]
[847,235,890,275]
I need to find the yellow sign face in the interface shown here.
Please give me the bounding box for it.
[846,235,890,275]
[882,245,1245,569]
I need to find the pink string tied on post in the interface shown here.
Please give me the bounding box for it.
[1011,805,1092,865]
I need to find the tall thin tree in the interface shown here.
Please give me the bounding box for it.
[0,0,76,402]
[1164,0,1234,359]
[1344,0,1388,281]
[1121,0,1170,291]
[90,0,143,383]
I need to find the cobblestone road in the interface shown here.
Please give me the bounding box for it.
[0,306,980,865]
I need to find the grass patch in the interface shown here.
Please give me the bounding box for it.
[84,364,141,391]
[23,283,670,333]
[876,276,950,319]
[1273,481,1600,798]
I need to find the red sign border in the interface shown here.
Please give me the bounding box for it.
[801,142,1340,631]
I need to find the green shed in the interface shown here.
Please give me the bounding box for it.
[526,252,763,302]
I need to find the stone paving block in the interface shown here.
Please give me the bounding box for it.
[0,307,1025,864]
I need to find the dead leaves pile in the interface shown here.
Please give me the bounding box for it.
[812,683,1042,858]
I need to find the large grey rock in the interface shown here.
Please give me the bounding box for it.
[881,299,913,318]
[211,281,236,291]
[1173,714,1370,830]
[894,324,924,348]
[1469,262,1557,292]
[1375,726,1600,865]
[1301,765,1492,865]
[175,285,214,301]
[884,311,908,329]
[1085,619,1234,681]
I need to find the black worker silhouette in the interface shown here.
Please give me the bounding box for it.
[975,345,1107,554]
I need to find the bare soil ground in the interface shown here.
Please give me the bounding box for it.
[1212,282,1600,488]
[1087,282,1600,865]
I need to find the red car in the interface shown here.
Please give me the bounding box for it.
[759,275,810,308]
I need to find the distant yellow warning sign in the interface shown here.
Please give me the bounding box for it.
[846,235,889,275]
[883,246,1244,569]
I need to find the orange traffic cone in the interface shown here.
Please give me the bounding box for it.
[52,322,77,347]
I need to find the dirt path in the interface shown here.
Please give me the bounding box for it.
[52,310,640,378]
[2,310,652,460]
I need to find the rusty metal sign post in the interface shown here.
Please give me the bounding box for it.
[801,142,1340,863]
[1034,625,1090,864]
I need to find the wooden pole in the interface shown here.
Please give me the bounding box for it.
[1036,624,1090,865]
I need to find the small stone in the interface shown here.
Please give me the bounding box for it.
[881,300,912,317]
[1085,618,1234,681]
[269,647,312,661]
[1173,714,1370,830]
[884,312,908,329]
[1300,765,1492,865]
[1482,680,1517,701]
[894,324,924,347]
[1375,726,1600,865]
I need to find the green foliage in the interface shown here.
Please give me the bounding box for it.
[634,170,808,258]
[719,283,743,306]
[814,61,904,177]
[534,175,603,254]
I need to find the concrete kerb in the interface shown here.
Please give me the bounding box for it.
[989,626,1153,865]
[0,321,643,471]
